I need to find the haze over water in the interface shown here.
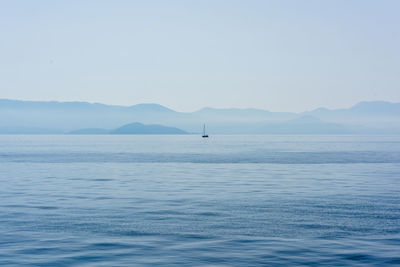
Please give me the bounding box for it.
[0,135,399,266]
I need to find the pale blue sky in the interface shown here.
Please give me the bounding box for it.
[0,0,399,112]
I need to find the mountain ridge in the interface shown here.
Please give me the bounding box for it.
[1,98,399,114]
[0,99,399,134]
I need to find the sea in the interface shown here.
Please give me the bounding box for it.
[0,135,399,266]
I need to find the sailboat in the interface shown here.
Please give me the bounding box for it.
[202,124,209,138]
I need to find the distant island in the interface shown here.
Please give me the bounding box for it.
[69,122,188,135]
[0,99,399,134]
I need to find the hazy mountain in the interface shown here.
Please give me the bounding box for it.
[0,99,182,132]
[192,107,295,122]
[70,123,188,135]
[306,101,400,121]
[110,123,188,135]
[127,103,176,114]
[0,99,399,134]
[256,115,350,134]
[347,101,400,115]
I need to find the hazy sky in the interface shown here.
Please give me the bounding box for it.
[1,0,399,112]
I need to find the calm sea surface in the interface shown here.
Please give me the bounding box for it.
[0,135,399,266]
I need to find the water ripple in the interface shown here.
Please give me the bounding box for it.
[1,151,400,164]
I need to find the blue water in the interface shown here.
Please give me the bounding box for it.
[0,135,399,266]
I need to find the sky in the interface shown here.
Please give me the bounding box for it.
[0,0,399,112]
